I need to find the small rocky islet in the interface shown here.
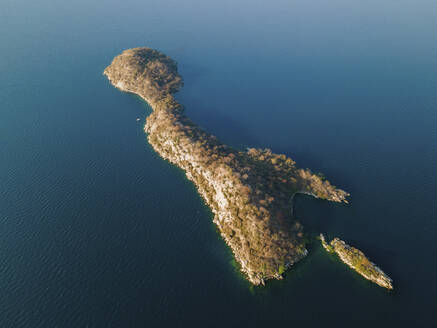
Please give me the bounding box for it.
[104,47,392,289]
[320,234,393,289]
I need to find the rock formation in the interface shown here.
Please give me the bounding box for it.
[320,234,393,289]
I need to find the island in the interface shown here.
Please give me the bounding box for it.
[103,47,350,285]
[320,234,393,289]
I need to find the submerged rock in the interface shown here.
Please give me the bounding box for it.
[104,47,349,285]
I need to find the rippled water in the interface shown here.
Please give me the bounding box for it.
[1,0,437,326]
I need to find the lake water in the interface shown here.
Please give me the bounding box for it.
[1,0,436,326]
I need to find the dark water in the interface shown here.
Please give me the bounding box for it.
[1,0,436,326]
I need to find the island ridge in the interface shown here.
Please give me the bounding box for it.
[104,47,350,285]
[320,234,393,289]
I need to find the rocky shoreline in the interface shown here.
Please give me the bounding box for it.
[104,47,349,285]
[320,234,393,289]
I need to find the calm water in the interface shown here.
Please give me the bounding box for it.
[1,0,437,326]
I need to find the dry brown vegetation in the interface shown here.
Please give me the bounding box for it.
[329,238,393,289]
[104,47,349,285]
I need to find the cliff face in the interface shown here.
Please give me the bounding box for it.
[320,234,393,289]
[104,47,349,285]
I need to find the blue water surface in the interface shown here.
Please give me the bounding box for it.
[1,0,436,326]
